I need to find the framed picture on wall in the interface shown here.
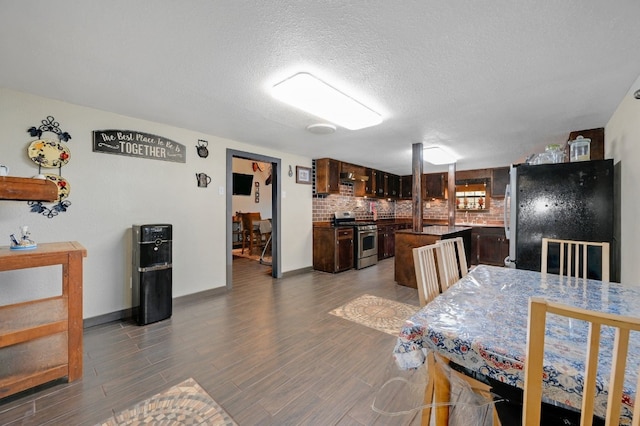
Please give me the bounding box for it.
[296,166,312,184]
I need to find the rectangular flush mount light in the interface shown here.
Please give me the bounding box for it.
[423,146,457,165]
[271,72,382,130]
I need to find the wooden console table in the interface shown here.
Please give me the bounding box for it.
[0,241,86,399]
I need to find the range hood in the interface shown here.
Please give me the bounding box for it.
[340,172,369,182]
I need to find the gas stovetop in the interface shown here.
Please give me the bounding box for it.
[332,211,377,230]
[334,221,377,227]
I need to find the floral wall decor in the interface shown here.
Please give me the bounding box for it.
[26,116,72,218]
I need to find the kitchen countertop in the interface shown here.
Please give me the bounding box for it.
[454,222,504,228]
[396,225,472,236]
[313,221,503,228]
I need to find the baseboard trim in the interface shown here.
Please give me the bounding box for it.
[281,266,313,278]
[83,268,313,328]
[83,285,229,328]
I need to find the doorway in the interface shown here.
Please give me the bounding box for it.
[226,149,281,289]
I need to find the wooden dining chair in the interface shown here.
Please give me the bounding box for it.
[436,237,468,291]
[413,243,497,426]
[413,243,442,307]
[240,212,262,254]
[523,297,640,426]
[541,238,610,282]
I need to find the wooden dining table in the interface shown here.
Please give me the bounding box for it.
[393,264,640,424]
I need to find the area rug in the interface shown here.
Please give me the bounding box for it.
[329,294,419,336]
[97,378,237,426]
[232,248,271,264]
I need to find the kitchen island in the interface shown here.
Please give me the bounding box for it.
[394,226,472,288]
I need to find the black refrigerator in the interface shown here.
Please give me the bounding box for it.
[505,159,617,281]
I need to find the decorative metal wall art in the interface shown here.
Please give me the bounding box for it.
[26,116,72,218]
[196,140,209,158]
[196,173,211,188]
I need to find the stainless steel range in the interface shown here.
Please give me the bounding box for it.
[333,211,378,269]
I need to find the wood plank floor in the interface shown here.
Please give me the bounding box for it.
[0,257,424,425]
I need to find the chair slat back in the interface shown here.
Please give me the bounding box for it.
[412,244,442,307]
[541,238,610,282]
[523,297,640,426]
[436,237,468,291]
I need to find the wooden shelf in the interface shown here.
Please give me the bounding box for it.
[0,242,86,399]
[0,176,58,202]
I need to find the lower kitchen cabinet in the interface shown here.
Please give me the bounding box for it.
[378,224,397,259]
[471,226,509,266]
[313,226,354,273]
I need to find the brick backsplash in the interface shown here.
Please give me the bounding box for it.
[313,182,505,225]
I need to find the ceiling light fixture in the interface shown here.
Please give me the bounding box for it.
[272,72,382,130]
[306,123,337,135]
[423,146,457,165]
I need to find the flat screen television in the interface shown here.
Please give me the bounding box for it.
[232,173,254,195]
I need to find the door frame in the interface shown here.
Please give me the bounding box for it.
[226,149,282,288]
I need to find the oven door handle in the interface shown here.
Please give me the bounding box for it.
[359,230,377,236]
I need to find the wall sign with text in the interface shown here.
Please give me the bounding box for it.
[92,130,186,163]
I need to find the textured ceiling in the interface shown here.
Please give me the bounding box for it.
[1,1,639,175]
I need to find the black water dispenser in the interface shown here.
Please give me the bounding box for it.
[132,224,172,325]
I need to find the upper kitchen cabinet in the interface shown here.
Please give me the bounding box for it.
[314,158,340,194]
[455,168,491,183]
[422,172,447,199]
[375,171,400,199]
[387,173,400,199]
[400,175,412,199]
[567,128,604,161]
[363,168,376,197]
[490,167,510,198]
[375,171,387,197]
[341,162,370,197]
[339,162,365,180]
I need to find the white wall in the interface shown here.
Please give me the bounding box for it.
[606,74,640,285]
[0,88,313,319]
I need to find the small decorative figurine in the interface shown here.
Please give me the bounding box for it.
[10,225,37,250]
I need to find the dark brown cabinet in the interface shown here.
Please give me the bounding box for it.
[568,128,604,161]
[423,172,447,199]
[374,171,401,199]
[313,226,354,273]
[400,175,412,199]
[363,168,376,197]
[378,225,396,259]
[490,167,510,198]
[314,158,341,194]
[375,170,387,197]
[471,226,509,266]
[387,173,400,198]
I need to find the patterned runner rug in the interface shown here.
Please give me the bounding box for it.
[97,378,237,426]
[329,294,419,336]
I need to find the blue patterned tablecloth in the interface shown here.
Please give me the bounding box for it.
[393,264,640,423]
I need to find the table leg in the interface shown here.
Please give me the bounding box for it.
[421,352,436,425]
[433,354,451,426]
